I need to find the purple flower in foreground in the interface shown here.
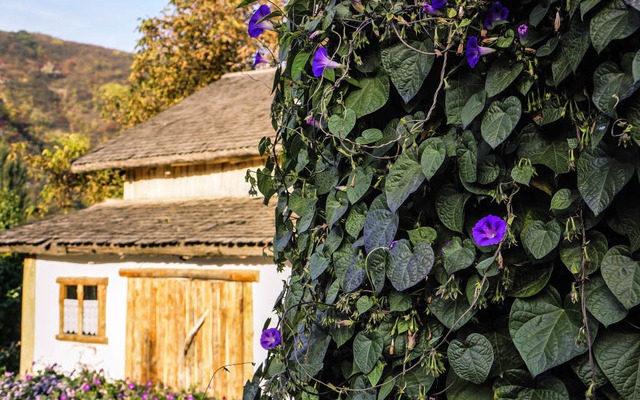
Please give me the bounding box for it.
[422,0,447,15]
[472,215,507,246]
[248,5,273,38]
[483,1,509,28]
[128,383,136,390]
[312,47,341,77]
[82,383,91,391]
[466,36,496,68]
[260,328,281,349]
[253,51,269,68]
[518,24,529,41]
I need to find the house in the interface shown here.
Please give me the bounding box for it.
[0,69,282,398]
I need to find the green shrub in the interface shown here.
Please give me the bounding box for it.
[243,0,640,398]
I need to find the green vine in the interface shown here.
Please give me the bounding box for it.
[243,0,640,398]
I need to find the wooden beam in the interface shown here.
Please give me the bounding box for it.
[56,277,109,286]
[55,333,108,345]
[20,257,36,376]
[118,268,259,282]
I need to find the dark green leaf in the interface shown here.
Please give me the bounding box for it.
[508,264,553,298]
[347,167,373,204]
[594,331,640,399]
[408,226,437,244]
[326,189,349,227]
[461,91,487,128]
[328,109,356,138]
[559,230,608,275]
[435,186,471,233]
[481,97,522,148]
[429,295,475,330]
[518,126,570,175]
[581,0,603,17]
[420,137,446,180]
[577,148,634,215]
[309,252,330,280]
[494,376,570,399]
[346,203,367,238]
[552,20,590,84]
[457,131,478,183]
[486,62,524,98]
[511,162,536,186]
[385,147,425,212]
[448,333,494,384]
[590,0,640,53]
[381,40,435,103]
[550,189,573,210]
[363,208,399,253]
[442,237,476,274]
[634,49,640,82]
[445,371,493,400]
[585,274,628,327]
[509,287,595,377]
[366,247,388,294]
[520,220,562,259]
[387,240,434,291]
[446,74,483,125]
[345,253,365,292]
[601,245,640,309]
[592,61,640,117]
[353,332,383,374]
[344,73,390,118]
[331,323,355,348]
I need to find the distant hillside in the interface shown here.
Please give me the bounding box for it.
[0,30,132,148]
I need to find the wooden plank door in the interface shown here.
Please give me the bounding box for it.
[124,276,254,399]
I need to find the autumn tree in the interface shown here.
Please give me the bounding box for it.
[102,0,276,128]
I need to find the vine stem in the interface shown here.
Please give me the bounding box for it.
[578,207,597,398]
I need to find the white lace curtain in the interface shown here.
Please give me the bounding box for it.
[63,299,98,335]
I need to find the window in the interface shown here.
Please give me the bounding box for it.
[56,277,108,344]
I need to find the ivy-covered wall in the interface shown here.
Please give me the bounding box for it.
[244,0,640,398]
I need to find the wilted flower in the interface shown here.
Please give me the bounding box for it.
[483,1,509,28]
[260,327,282,349]
[248,5,273,38]
[422,0,447,15]
[466,36,495,68]
[351,0,365,13]
[305,115,322,128]
[472,215,507,246]
[518,24,529,41]
[312,46,341,77]
[253,51,269,68]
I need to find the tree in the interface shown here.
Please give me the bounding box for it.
[244,0,640,398]
[102,0,277,128]
[14,133,123,216]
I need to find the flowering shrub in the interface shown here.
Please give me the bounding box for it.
[243,0,640,398]
[0,366,210,399]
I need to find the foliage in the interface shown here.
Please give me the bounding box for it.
[0,365,212,399]
[14,133,123,216]
[101,0,277,128]
[243,0,640,398]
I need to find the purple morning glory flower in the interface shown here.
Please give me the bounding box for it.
[422,0,447,15]
[518,24,529,41]
[248,5,273,38]
[253,51,269,68]
[483,2,509,28]
[466,36,496,68]
[472,215,507,246]
[312,46,341,77]
[305,116,322,128]
[82,383,91,391]
[260,328,281,349]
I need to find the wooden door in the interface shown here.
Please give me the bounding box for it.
[123,273,254,399]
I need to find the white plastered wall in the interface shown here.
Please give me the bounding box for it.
[32,254,288,380]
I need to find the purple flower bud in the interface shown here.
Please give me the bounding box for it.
[472,215,507,246]
[350,0,365,13]
[466,36,496,68]
[311,46,341,77]
[518,24,529,41]
[422,0,447,15]
[260,327,281,349]
[483,2,509,28]
[248,5,273,38]
[253,51,269,68]
[82,383,91,391]
[309,31,321,40]
[389,240,398,249]
[305,116,322,128]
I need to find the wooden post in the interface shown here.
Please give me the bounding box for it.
[20,257,36,376]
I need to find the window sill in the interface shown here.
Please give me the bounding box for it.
[56,333,108,345]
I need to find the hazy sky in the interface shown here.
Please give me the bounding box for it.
[0,0,169,52]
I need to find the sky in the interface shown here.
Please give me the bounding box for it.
[0,0,170,53]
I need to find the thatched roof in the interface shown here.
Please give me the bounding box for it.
[0,198,274,257]
[71,69,276,173]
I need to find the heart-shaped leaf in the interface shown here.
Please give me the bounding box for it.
[594,331,640,399]
[521,220,562,259]
[585,274,628,327]
[381,40,434,103]
[448,333,494,384]
[509,287,596,377]
[353,331,383,374]
[601,245,640,309]
[363,208,398,254]
[347,166,373,204]
[387,240,434,291]
[327,109,356,138]
[385,147,425,212]
[420,137,446,180]
[481,96,522,148]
